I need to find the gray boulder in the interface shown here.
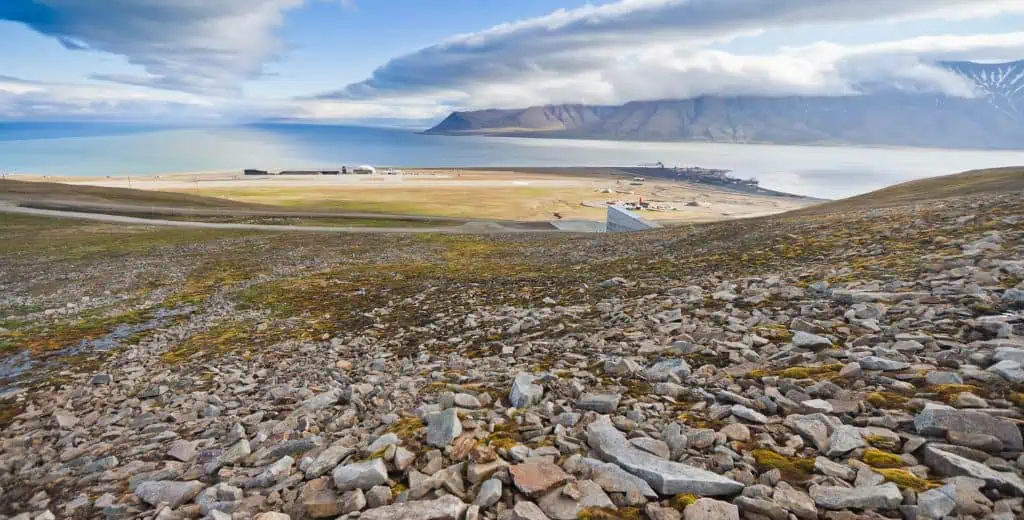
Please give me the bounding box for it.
[917,484,956,519]
[586,416,742,496]
[809,483,902,510]
[426,408,462,448]
[359,495,467,520]
[134,480,205,508]
[645,359,692,382]
[914,404,1023,450]
[683,498,739,520]
[578,394,620,414]
[793,331,832,349]
[859,356,910,371]
[923,447,1024,494]
[509,373,543,408]
[333,459,388,492]
[988,360,1024,384]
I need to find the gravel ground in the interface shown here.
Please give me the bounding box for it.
[0,182,1021,520]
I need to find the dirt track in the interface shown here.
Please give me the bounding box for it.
[0,201,567,234]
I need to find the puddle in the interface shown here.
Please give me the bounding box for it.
[0,306,193,391]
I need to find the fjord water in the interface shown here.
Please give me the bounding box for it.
[3,122,1024,199]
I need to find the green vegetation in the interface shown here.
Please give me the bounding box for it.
[752,449,816,482]
[862,448,906,468]
[873,468,941,492]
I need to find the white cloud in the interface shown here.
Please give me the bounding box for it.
[322,0,1024,110]
[0,75,219,120]
[1,0,306,93]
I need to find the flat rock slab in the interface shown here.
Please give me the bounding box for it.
[586,416,742,496]
[809,483,902,510]
[333,459,388,492]
[359,495,467,520]
[914,404,1023,450]
[923,447,1024,495]
[578,394,620,414]
[510,462,569,496]
[134,480,205,508]
[538,480,614,520]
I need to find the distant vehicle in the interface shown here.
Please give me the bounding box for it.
[353,165,376,175]
[633,176,646,182]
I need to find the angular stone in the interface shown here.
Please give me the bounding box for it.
[825,425,865,457]
[604,357,642,377]
[793,331,832,349]
[167,440,197,462]
[89,373,112,385]
[645,359,692,382]
[366,486,393,509]
[454,393,482,409]
[719,423,750,442]
[475,479,502,507]
[993,347,1024,364]
[814,457,856,481]
[254,514,291,520]
[537,480,614,520]
[306,443,355,479]
[299,478,343,519]
[859,356,910,371]
[630,437,670,459]
[591,462,657,498]
[359,495,467,520]
[513,501,551,520]
[917,484,956,520]
[914,404,1023,450]
[510,373,543,408]
[340,488,367,514]
[586,416,743,496]
[735,496,787,520]
[809,483,902,510]
[923,447,1024,494]
[367,433,399,454]
[988,360,1024,384]
[578,394,620,414]
[53,410,78,430]
[683,498,739,520]
[946,431,1003,453]
[510,462,569,496]
[333,459,388,492]
[731,405,768,424]
[773,481,817,520]
[247,456,293,488]
[134,480,205,508]
[426,408,462,448]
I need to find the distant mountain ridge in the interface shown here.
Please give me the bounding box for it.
[426,60,1024,150]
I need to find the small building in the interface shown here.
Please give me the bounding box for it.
[244,169,269,175]
[353,165,376,175]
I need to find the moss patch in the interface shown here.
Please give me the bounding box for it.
[862,448,906,468]
[874,468,941,492]
[669,494,699,511]
[577,507,642,520]
[752,449,816,482]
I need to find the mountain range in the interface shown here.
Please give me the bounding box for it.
[425,60,1024,150]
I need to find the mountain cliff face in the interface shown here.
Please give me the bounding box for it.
[425,60,1024,149]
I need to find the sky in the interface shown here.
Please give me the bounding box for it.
[1,0,1023,124]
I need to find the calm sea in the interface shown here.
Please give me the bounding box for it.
[2,122,1023,199]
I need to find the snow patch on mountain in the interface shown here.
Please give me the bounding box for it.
[943,60,1024,117]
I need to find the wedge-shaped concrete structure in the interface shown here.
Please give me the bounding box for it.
[606,205,662,233]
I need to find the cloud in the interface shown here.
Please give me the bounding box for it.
[0,0,306,94]
[0,75,221,120]
[320,0,1024,109]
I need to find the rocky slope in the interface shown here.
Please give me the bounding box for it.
[0,172,1023,520]
[426,61,1024,150]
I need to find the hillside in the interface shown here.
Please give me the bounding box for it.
[426,60,1024,149]
[1,168,1023,519]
